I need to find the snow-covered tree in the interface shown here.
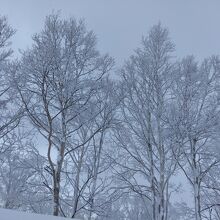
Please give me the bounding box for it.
[115,23,178,220]
[14,13,113,216]
[0,15,21,138]
[169,55,220,220]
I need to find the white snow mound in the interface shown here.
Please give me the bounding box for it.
[0,208,81,220]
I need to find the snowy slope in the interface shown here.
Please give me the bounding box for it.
[0,208,81,220]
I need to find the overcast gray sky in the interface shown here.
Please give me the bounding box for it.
[1,0,220,66]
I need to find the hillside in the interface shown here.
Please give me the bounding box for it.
[0,208,80,220]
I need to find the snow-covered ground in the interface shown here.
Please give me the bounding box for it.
[0,208,81,220]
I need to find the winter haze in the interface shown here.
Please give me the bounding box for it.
[0,1,219,220]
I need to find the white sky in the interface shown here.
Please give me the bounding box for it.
[1,0,220,66]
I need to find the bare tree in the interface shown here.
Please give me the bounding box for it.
[58,78,120,219]
[86,78,119,220]
[169,55,220,220]
[0,15,14,63]
[14,13,113,216]
[115,23,177,220]
[0,15,21,138]
[0,129,37,210]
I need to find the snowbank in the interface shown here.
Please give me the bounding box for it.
[0,208,81,220]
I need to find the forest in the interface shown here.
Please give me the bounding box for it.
[0,12,220,220]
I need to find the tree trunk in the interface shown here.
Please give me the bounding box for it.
[72,149,84,218]
[192,139,202,220]
[53,181,60,216]
[194,178,202,220]
[53,145,64,216]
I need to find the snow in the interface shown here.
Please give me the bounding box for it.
[0,208,81,220]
